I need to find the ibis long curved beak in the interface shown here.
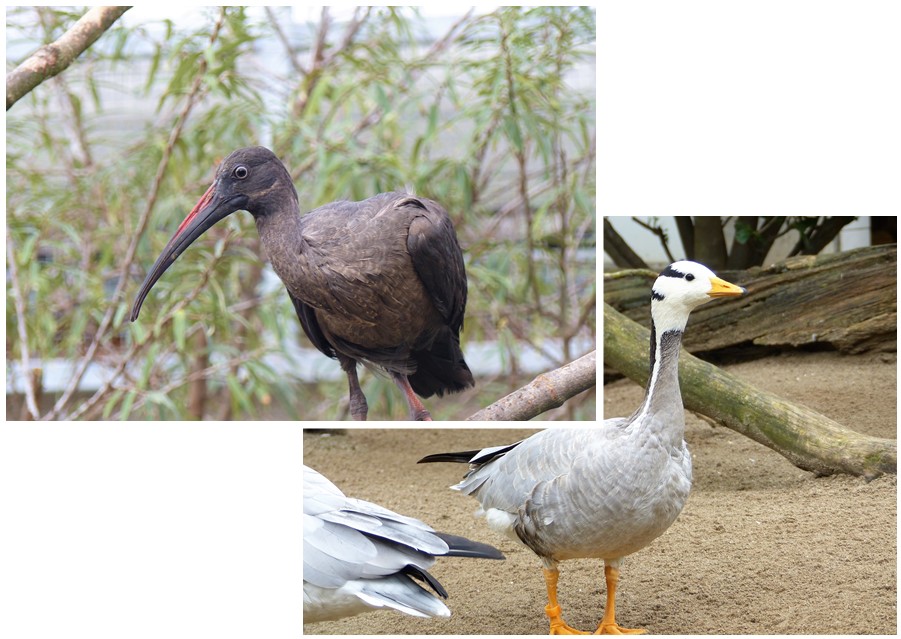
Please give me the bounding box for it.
[130,182,248,322]
[707,275,746,298]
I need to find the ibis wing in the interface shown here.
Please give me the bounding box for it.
[288,289,336,359]
[403,199,467,334]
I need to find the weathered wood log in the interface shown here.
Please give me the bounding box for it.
[604,303,896,479]
[604,244,897,354]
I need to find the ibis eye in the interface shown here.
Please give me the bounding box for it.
[685,273,695,281]
[234,165,248,179]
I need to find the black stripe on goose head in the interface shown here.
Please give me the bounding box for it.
[659,263,697,282]
[652,263,697,302]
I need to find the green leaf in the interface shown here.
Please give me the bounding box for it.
[173,309,187,352]
[734,221,753,244]
[502,114,524,153]
[102,389,124,420]
[119,390,137,420]
[425,102,439,140]
[226,373,253,417]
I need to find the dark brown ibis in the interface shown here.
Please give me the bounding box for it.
[130,146,473,420]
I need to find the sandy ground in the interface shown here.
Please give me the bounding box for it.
[303,350,896,635]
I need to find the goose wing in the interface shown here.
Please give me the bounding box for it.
[303,465,503,623]
[421,428,639,559]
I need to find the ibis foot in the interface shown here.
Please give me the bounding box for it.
[393,373,433,422]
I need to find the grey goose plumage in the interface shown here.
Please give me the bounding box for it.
[419,260,746,634]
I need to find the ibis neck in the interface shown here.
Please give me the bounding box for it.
[631,319,686,447]
[253,198,307,285]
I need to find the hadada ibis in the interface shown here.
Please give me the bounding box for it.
[130,146,473,420]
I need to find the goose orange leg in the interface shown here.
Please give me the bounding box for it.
[543,567,589,635]
[594,565,646,635]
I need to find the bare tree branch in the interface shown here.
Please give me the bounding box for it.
[264,7,305,76]
[467,350,595,420]
[631,217,677,264]
[790,216,857,256]
[7,6,131,110]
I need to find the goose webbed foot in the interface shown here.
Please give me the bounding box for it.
[592,565,646,635]
[543,567,590,634]
[594,623,646,635]
[546,604,590,635]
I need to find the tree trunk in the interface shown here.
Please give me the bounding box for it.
[603,218,647,268]
[692,216,728,269]
[604,244,897,354]
[673,216,695,260]
[604,302,896,479]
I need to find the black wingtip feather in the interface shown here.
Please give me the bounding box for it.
[417,449,481,464]
[435,532,505,560]
[401,564,448,599]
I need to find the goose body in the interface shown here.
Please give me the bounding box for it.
[303,465,503,624]
[420,261,745,634]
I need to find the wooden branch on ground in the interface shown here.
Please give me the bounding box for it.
[604,245,897,354]
[604,303,896,479]
[467,350,595,421]
[7,6,131,111]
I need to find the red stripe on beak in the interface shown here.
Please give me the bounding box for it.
[175,182,216,237]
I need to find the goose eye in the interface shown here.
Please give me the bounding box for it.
[234,165,248,179]
[685,273,695,281]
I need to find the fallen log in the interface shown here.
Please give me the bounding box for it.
[604,244,897,354]
[604,303,896,479]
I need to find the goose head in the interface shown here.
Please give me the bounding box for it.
[651,260,746,332]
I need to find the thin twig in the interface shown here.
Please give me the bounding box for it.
[632,216,677,263]
[264,7,305,76]
[117,346,269,419]
[6,234,41,419]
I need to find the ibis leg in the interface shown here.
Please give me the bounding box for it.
[340,358,368,421]
[392,373,432,421]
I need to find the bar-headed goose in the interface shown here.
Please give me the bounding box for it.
[303,464,504,624]
[419,261,745,634]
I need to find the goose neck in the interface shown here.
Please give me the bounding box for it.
[632,320,686,445]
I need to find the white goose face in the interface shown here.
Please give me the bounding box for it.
[651,260,745,332]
